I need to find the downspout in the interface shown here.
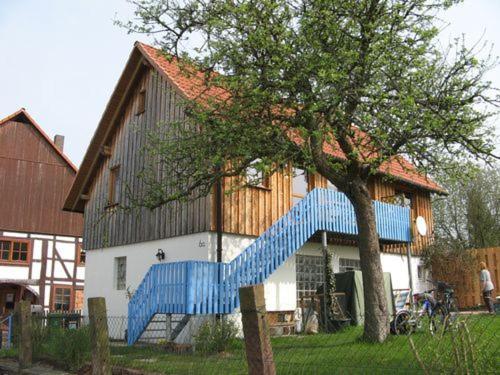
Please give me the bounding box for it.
[215,170,223,321]
[322,231,329,330]
[406,216,415,310]
[216,175,223,263]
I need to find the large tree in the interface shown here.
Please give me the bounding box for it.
[121,0,498,342]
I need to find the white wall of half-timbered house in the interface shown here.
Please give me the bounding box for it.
[0,230,84,313]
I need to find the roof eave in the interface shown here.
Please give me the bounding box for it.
[64,46,147,212]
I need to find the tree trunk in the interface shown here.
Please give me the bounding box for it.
[348,181,389,342]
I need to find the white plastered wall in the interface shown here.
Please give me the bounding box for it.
[381,253,431,293]
[84,229,426,318]
[83,232,212,316]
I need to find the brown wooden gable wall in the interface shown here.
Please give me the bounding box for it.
[82,68,211,250]
[0,120,82,236]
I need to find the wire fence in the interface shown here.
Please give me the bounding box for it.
[2,309,498,374]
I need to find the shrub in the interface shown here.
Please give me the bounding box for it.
[39,326,91,371]
[194,318,238,355]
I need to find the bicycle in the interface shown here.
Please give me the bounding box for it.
[391,281,458,336]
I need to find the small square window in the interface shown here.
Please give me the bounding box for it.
[0,238,29,263]
[53,287,71,311]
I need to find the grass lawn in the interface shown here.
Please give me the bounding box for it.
[110,314,499,374]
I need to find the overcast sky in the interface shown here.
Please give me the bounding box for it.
[0,0,499,167]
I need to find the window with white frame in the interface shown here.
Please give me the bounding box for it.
[246,159,269,188]
[339,258,361,273]
[292,168,308,205]
[114,257,127,290]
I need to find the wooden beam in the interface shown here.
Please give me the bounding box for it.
[239,284,276,375]
[88,297,112,375]
[18,300,32,369]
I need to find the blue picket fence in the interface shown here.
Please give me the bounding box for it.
[127,188,411,344]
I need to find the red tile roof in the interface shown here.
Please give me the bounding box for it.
[137,43,229,102]
[64,43,443,212]
[138,42,443,193]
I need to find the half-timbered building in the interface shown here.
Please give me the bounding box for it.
[64,42,444,342]
[0,109,84,316]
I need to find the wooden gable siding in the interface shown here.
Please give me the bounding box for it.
[0,120,82,236]
[215,171,433,254]
[213,166,293,236]
[83,69,211,250]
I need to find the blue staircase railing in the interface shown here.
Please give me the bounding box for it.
[127,188,411,344]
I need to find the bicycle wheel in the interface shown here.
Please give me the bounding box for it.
[391,310,412,335]
[430,305,447,336]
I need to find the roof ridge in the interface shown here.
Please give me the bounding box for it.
[0,108,78,173]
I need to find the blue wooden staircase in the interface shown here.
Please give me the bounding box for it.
[127,188,411,344]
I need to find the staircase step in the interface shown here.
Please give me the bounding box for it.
[170,315,190,341]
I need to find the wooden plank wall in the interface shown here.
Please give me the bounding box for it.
[0,120,83,237]
[214,165,293,236]
[433,247,499,309]
[82,65,435,253]
[83,68,211,250]
[216,170,434,255]
[369,178,433,255]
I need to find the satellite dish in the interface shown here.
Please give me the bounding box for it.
[416,216,427,236]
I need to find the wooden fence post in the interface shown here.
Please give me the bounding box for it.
[239,284,276,375]
[18,300,32,369]
[88,297,111,375]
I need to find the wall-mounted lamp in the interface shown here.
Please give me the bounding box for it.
[156,249,165,262]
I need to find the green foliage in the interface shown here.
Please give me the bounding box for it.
[433,163,500,248]
[409,318,497,374]
[32,324,91,371]
[194,318,238,355]
[323,247,346,322]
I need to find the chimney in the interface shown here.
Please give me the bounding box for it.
[54,135,65,152]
